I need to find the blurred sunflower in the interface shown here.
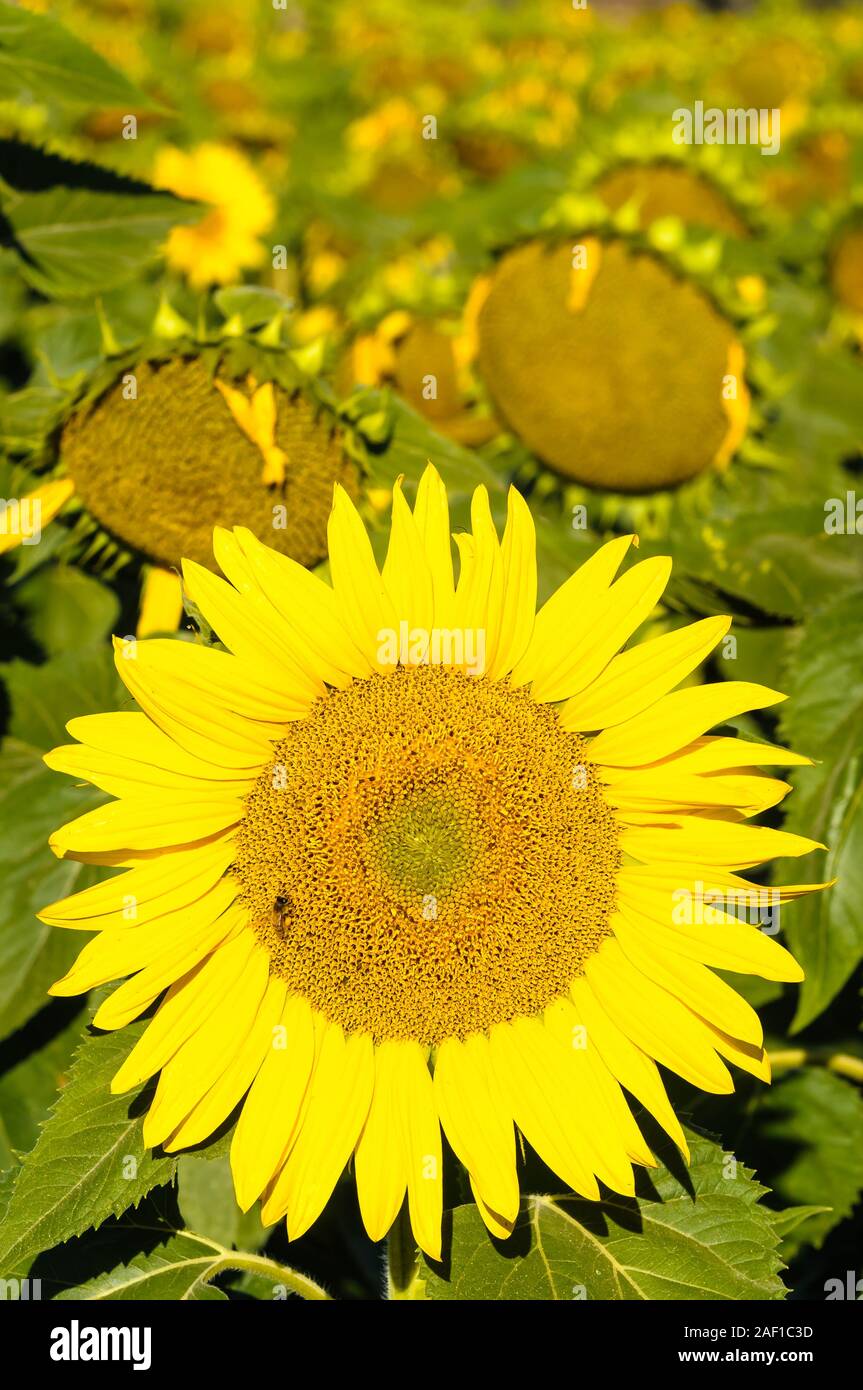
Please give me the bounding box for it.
[153,143,275,288]
[474,236,750,492]
[3,338,358,636]
[829,215,863,322]
[41,466,825,1259]
[594,161,751,239]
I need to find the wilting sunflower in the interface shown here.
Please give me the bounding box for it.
[3,335,359,637]
[41,466,826,1260]
[475,236,750,492]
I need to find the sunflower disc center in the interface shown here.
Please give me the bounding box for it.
[234,665,621,1044]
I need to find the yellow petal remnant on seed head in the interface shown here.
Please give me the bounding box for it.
[40,466,827,1261]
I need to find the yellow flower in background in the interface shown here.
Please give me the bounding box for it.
[42,466,825,1260]
[154,143,275,288]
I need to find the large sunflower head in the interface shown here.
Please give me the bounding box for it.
[41,467,825,1259]
[475,236,750,492]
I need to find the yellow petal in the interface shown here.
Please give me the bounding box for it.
[412,464,455,629]
[146,943,271,1148]
[613,891,803,983]
[529,556,671,704]
[489,1016,601,1199]
[588,682,786,767]
[560,616,731,731]
[704,1020,771,1082]
[381,478,435,646]
[44,742,252,801]
[232,526,370,686]
[584,940,734,1094]
[65,712,252,782]
[91,902,240,1029]
[166,976,287,1150]
[51,876,238,996]
[355,1040,408,1243]
[511,534,634,689]
[0,477,74,554]
[469,1176,516,1240]
[569,977,689,1157]
[539,999,637,1194]
[486,487,536,681]
[396,1042,443,1261]
[38,838,235,927]
[451,486,501,675]
[49,795,243,858]
[434,1033,519,1223]
[611,912,763,1046]
[275,1022,374,1240]
[231,993,316,1212]
[605,768,791,818]
[327,484,397,670]
[545,996,654,1170]
[114,638,274,769]
[137,566,184,638]
[182,559,322,706]
[620,818,824,870]
[110,924,257,1093]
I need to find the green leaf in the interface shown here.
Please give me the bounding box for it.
[0,1019,176,1278]
[0,645,128,1039]
[777,591,863,1028]
[3,187,198,300]
[177,1154,244,1250]
[13,567,119,657]
[0,739,105,1041]
[1,644,128,750]
[0,2,163,112]
[770,1206,833,1241]
[54,1230,234,1302]
[0,1004,86,1168]
[749,1069,863,1260]
[50,1219,330,1301]
[422,1133,786,1301]
[0,143,198,299]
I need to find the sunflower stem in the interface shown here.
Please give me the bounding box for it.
[386,1204,425,1300]
[209,1249,332,1301]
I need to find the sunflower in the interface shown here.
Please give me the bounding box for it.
[153,143,275,289]
[40,466,826,1261]
[475,236,750,492]
[343,312,498,448]
[594,162,750,239]
[3,338,358,637]
[829,217,863,318]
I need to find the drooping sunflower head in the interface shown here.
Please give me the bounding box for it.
[41,466,826,1260]
[475,236,750,491]
[342,311,498,448]
[594,162,750,239]
[59,351,359,575]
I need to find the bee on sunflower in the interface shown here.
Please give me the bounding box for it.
[40,465,827,1261]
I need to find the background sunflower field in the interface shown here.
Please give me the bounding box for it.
[0,0,862,1320]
